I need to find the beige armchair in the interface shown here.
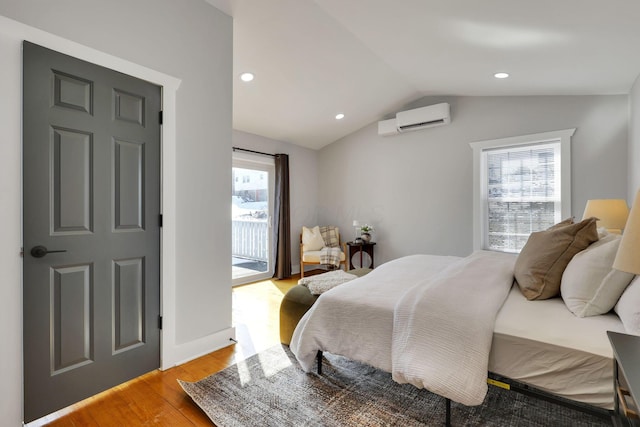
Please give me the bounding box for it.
[299,226,347,277]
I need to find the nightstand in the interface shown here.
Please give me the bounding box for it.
[607,331,640,426]
[347,241,376,270]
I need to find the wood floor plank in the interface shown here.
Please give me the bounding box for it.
[83,390,146,426]
[138,366,213,425]
[116,378,195,426]
[37,275,300,426]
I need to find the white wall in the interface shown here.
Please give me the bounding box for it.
[629,75,640,200]
[233,130,319,274]
[0,1,232,424]
[318,95,629,265]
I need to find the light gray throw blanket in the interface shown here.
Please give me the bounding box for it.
[392,250,516,405]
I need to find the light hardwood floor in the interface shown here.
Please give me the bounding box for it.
[34,274,303,426]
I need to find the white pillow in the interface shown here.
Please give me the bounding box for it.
[561,234,635,317]
[615,275,640,335]
[302,226,325,252]
[596,227,610,239]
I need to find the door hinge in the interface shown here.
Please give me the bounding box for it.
[159,214,163,227]
[159,111,163,125]
[158,315,163,330]
[20,247,24,258]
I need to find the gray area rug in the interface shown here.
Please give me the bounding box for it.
[178,345,611,426]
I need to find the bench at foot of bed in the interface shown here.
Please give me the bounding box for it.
[279,268,371,345]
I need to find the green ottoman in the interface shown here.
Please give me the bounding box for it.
[279,268,371,345]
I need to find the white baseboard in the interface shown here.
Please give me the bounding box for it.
[161,326,236,369]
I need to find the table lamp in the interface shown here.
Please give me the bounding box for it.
[613,191,640,274]
[352,220,360,242]
[582,199,629,234]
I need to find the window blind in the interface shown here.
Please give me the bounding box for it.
[484,142,561,252]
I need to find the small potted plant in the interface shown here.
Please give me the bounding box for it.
[360,224,374,243]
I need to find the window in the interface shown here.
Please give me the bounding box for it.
[470,129,574,253]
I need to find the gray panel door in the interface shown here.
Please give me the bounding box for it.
[23,42,161,423]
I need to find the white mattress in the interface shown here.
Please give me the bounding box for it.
[489,285,626,409]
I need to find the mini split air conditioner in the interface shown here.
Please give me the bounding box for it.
[377,103,451,136]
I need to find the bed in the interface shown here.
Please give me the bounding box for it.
[290,226,640,422]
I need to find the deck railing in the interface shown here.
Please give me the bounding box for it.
[232,219,269,262]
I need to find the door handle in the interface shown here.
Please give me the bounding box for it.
[30,245,67,258]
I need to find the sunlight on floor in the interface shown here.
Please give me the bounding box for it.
[232,277,297,360]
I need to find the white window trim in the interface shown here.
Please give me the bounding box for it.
[469,128,575,251]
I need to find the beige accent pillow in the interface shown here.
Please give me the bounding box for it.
[548,217,574,229]
[515,217,599,300]
[615,275,640,335]
[561,234,634,317]
[302,226,325,252]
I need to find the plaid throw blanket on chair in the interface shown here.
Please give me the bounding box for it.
[319,226,341,268]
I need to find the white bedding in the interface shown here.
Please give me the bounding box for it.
[290,252,627,410]
[290,254,461,373]
[392,250,516,405]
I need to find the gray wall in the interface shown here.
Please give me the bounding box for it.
[233,130,319,274]
[318,95,629,266]
[0,1,232,424]
[629,75,640,200]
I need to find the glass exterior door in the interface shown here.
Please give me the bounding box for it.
[232,157,274,284]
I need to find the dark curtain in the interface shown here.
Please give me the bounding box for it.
[273,154,291,279]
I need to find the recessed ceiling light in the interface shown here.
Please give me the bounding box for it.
[335,113,345,120]
[240,72,254,82]
[494,72,509,79]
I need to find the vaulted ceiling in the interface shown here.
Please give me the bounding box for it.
[207,0,640,149]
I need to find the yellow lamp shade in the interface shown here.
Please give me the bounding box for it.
[582,199,629,234]
[613,191,640,274]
